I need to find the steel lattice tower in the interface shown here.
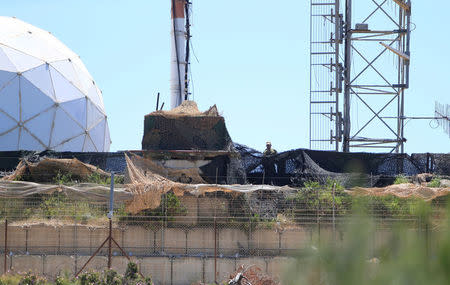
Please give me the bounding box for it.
[310,0,412,153]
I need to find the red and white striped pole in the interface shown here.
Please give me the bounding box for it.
[170,0,187,109]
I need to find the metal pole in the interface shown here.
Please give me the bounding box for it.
[334,0,341,152]
[156,92,160,111]
[4,219,7,274]
[214,217,217,284]
[215,168,218,184]
[332,183,336,241]
[108,219,112,269]
[343,0,352,152]
[108,172,115,269]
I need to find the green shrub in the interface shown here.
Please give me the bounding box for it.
[429,178,441,188]
[290,179,351,217]
[78,271,101,285]
[53,171,74,185]
[103,269,121,285]
[18,272,47,285]
[124,262,139,281]
[394,175,409,185]
[54,275,74,285]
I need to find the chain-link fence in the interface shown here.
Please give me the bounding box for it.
[0,184,447,284]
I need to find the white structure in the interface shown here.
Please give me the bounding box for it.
[0,17,110,152]
[170,0,188,109]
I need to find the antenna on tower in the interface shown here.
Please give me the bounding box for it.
[435,102,450,137]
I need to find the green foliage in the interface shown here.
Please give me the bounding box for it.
[78,271,101,285]
[124,262,139,281]
[429,177,441,188]
[54,274,73,285]
[283,201,450,285]
[0,275,23,285]
[126,192,187,222]
[394,175,409,185]
[53,171,75,185]
[103,269,121,285]
[18,272,47,285]
[291,179,350,216]
[353,195,420,218]
[87,172,125,185]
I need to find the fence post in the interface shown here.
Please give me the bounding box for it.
[332,183,336,241]
[214,217,217,284]
[108,172,115,269]
[317,185,320,243]
[215,168,218,184]
[4,219,7,274]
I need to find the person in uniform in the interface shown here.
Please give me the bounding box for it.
[262,142,278,185]
[263,141,277,156]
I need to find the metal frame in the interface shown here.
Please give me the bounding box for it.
[310,0,412,153]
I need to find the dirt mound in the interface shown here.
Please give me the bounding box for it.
[2,158,110,183]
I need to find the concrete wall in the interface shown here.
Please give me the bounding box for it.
[2,255,295,285]
[0,224,320,257]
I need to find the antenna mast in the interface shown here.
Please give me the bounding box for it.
[170,0,191,109]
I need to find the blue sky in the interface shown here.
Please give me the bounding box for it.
[3,0,449,153]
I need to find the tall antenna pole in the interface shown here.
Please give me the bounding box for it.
[184,1,191,101]
[343,0,352,152]
[170,0,188,109]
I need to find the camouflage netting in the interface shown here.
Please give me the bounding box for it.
[123,153,292,214]
[125,152,207,184]
[0,155,448,216]
[235,143,450,187]
[142,101,234,151]
[348,184,450,201]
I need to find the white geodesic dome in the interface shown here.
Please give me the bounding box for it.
[0,17,110,152]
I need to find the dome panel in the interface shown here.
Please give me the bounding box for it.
[51,60,83,93]
[87,85,104,111]
[83,135,97,152]
[20,76,55,121]
[1,44,44,72]
[89,119,106,152]
[71,60,94,93]
[61,98,87,129]
[19,128,44,151]
[0,77,20,121]
[0,111,17,134]
[87,100,105,129]
[0,70,16,91]
[24,107,55,148]
[50,66,84,102]
[0,127,18,150]
[104,121,111,151]
[23,64,55,100]
[4,32,67,62]
[50,108,84,148]
[55,134,85,152]
[0,47,18,72]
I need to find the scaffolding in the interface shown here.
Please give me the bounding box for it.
[310,0,412,153]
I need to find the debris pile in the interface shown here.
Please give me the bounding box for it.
[227,265,279,285]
